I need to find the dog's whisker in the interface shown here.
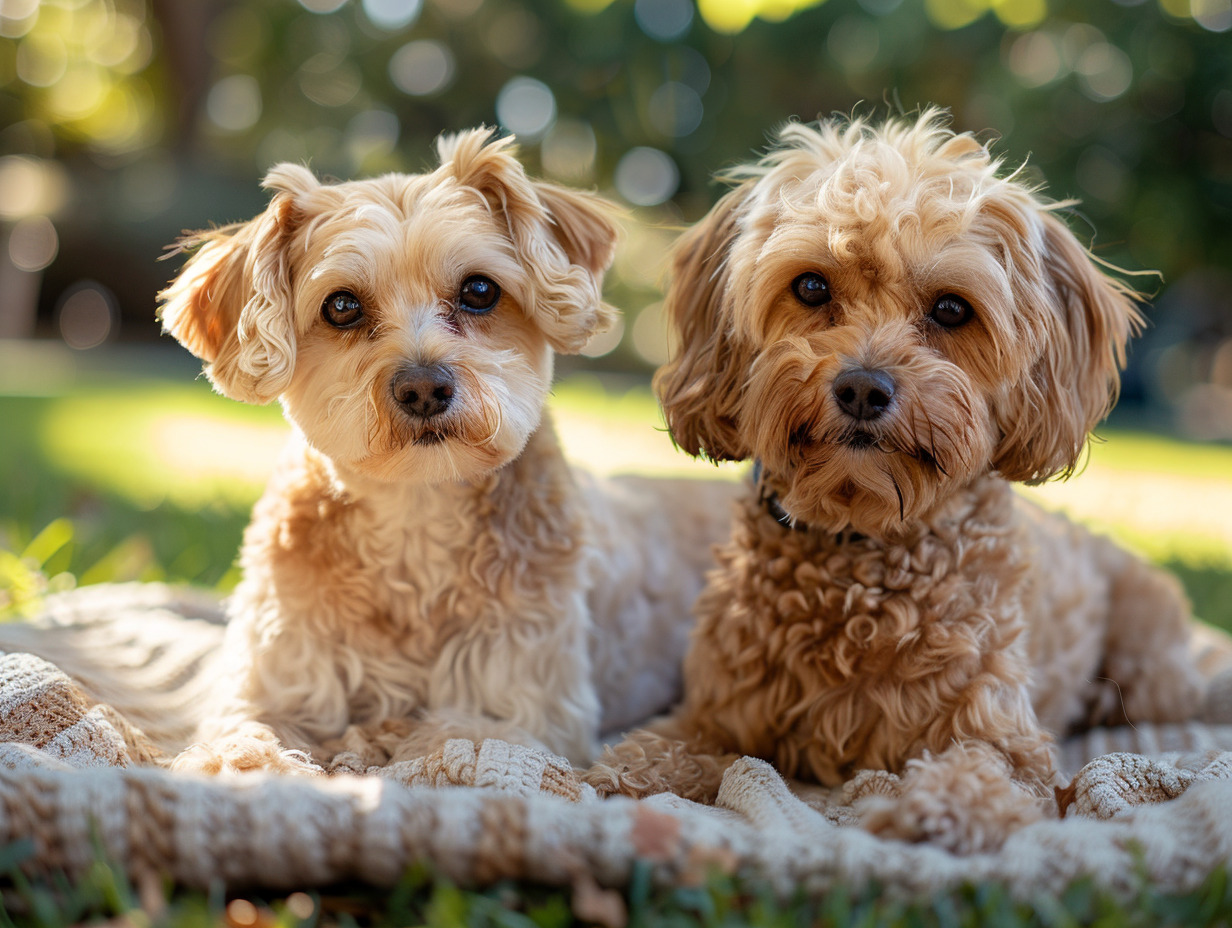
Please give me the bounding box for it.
[482,403,504,447]
[1088,677,1139,733]
[438,440,461,481]
[890,471,906,522]
[917,408,950,477]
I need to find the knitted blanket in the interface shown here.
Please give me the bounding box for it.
[4,583,1232,901]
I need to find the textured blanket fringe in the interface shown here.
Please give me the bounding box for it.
[3,584,1232,898]
[4,748,1232,900]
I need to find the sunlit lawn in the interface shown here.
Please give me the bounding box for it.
[2,343,1231,629]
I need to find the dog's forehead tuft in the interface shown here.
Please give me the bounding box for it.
[295,178,510,258]
[739,115,1022,231]
[300,172,494,227]
[740,137,1039,282]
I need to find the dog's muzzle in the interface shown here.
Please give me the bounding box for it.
[833,367,896,422]
[391,363,455,420]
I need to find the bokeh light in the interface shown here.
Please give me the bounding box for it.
[674,46,711,94]
[1007,31,1063,87]
[298,0,348,13]
[57,283,118,351]
[992,0,1047,28]
[1192,0,1232,29]
[0,156,67,220]
[695,0,827,33]
[580,314,625,358]
[16,32,68,87]
[299,53,362,108]
[7,215,57,272]
[614,147,679,206]
[630,301,673,366]
[541,118,597,181]
[0,0,39,37]
[362,0,423,31]
[9,0,160,154]
[389,39,456,96]
[647,81,704,137]
[1075,42,1133,101]
[206,75,262,133]
[635,0,694,40]
[496,76,556,141]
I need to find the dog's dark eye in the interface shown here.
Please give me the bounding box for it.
[929,294,974,328]
[791,272,832,307]
[458,275,501,314]
[322,290,364,328]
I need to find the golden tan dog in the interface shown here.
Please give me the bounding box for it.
[159,129,736,774]
[586,111,1219,852]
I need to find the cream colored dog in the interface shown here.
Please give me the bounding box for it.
[586,111,1225,852]
[159,129,735,774]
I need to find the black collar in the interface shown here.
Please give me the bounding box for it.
[752,460,865,543]
[752,459,808,533]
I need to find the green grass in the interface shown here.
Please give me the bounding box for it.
[0,385,254,614]
[4,850,1232,928]
[1090,429,1232,482]
[2,364,1230,628]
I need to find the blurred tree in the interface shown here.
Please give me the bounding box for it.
[0,0,1229,427]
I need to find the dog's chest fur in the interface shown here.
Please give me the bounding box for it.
[683,476,1080,786]
[227,428,586,740]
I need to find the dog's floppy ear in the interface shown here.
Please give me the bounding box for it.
[533,181,620,279]
[436,128,619,353]
[652,183,754,462]
[993,210,1143,483]
[159,163,316,404]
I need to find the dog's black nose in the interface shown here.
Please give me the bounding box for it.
[392,364,455,419]
[833,368,896,421]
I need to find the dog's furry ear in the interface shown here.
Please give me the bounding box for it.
[533,181,620,278]
[993,211,1143,483]
[159,163,316,404]
[437,128,619,353]
[652,184,754,462]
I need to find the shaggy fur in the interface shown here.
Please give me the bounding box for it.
[159,129,736,774]
[585,111,1213,853]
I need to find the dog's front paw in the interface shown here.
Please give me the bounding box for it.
[172,725,323,777]
[582,735,731,803]
[581,760,667,800]
[857,751,1050,854]
[859,786,1041,855]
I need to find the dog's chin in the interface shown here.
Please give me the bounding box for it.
[326,409,533,487]
[769,438,963,539]
[349,434,520,486]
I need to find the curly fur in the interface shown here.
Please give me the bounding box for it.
[586,111,1213,854]
[159,129,736,774]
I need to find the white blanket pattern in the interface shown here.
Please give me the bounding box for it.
[3,583,1232,899]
